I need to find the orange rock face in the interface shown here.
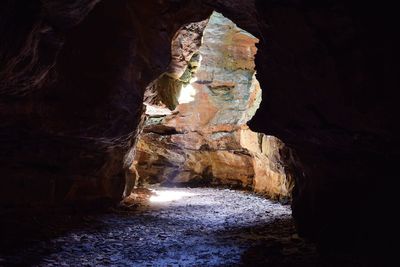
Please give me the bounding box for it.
[135,12,293,199]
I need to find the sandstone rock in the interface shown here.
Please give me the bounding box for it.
[135,12,293,199]
[240,129,294,198]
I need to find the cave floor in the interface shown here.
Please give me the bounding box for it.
[1,187,320,266]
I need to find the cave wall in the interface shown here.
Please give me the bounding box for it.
[0,0,212,206]
[0,0,394,254]
[249,1,395,253]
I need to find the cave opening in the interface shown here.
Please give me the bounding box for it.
[122,11,294,206]
[109,12,301,262]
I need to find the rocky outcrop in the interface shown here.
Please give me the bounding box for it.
[135,12,293,200]
[240,130,294,199]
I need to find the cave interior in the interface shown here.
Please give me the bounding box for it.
[0,0,395,266]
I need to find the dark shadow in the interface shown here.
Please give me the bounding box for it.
[215,218,372,267]
[0,206,111,266]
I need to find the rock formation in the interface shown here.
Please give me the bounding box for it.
[135,12,293,200]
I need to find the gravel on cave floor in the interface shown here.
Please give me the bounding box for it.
[0,187,324,266]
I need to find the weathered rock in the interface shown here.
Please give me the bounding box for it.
[136,131,255,188]
[144,20,208,109]
[239,129,294,199]
[164,11,261,132]
[135,12,293,199]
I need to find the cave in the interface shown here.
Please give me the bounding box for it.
[131,11,293,201]
[0,1,394,266]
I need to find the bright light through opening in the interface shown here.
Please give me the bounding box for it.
[178,77,197,104]
[150,190,197,203]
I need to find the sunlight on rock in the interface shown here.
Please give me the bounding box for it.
[178,77,197,104]
[144,103,172,116]
[150,190,197,203]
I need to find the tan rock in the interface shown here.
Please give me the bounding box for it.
[135,12,293,199]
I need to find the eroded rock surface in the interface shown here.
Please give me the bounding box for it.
[135,12,293,200]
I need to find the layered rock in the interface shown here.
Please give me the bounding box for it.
[135,12,293,200]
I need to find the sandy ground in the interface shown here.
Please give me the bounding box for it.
[1,187,321,266]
